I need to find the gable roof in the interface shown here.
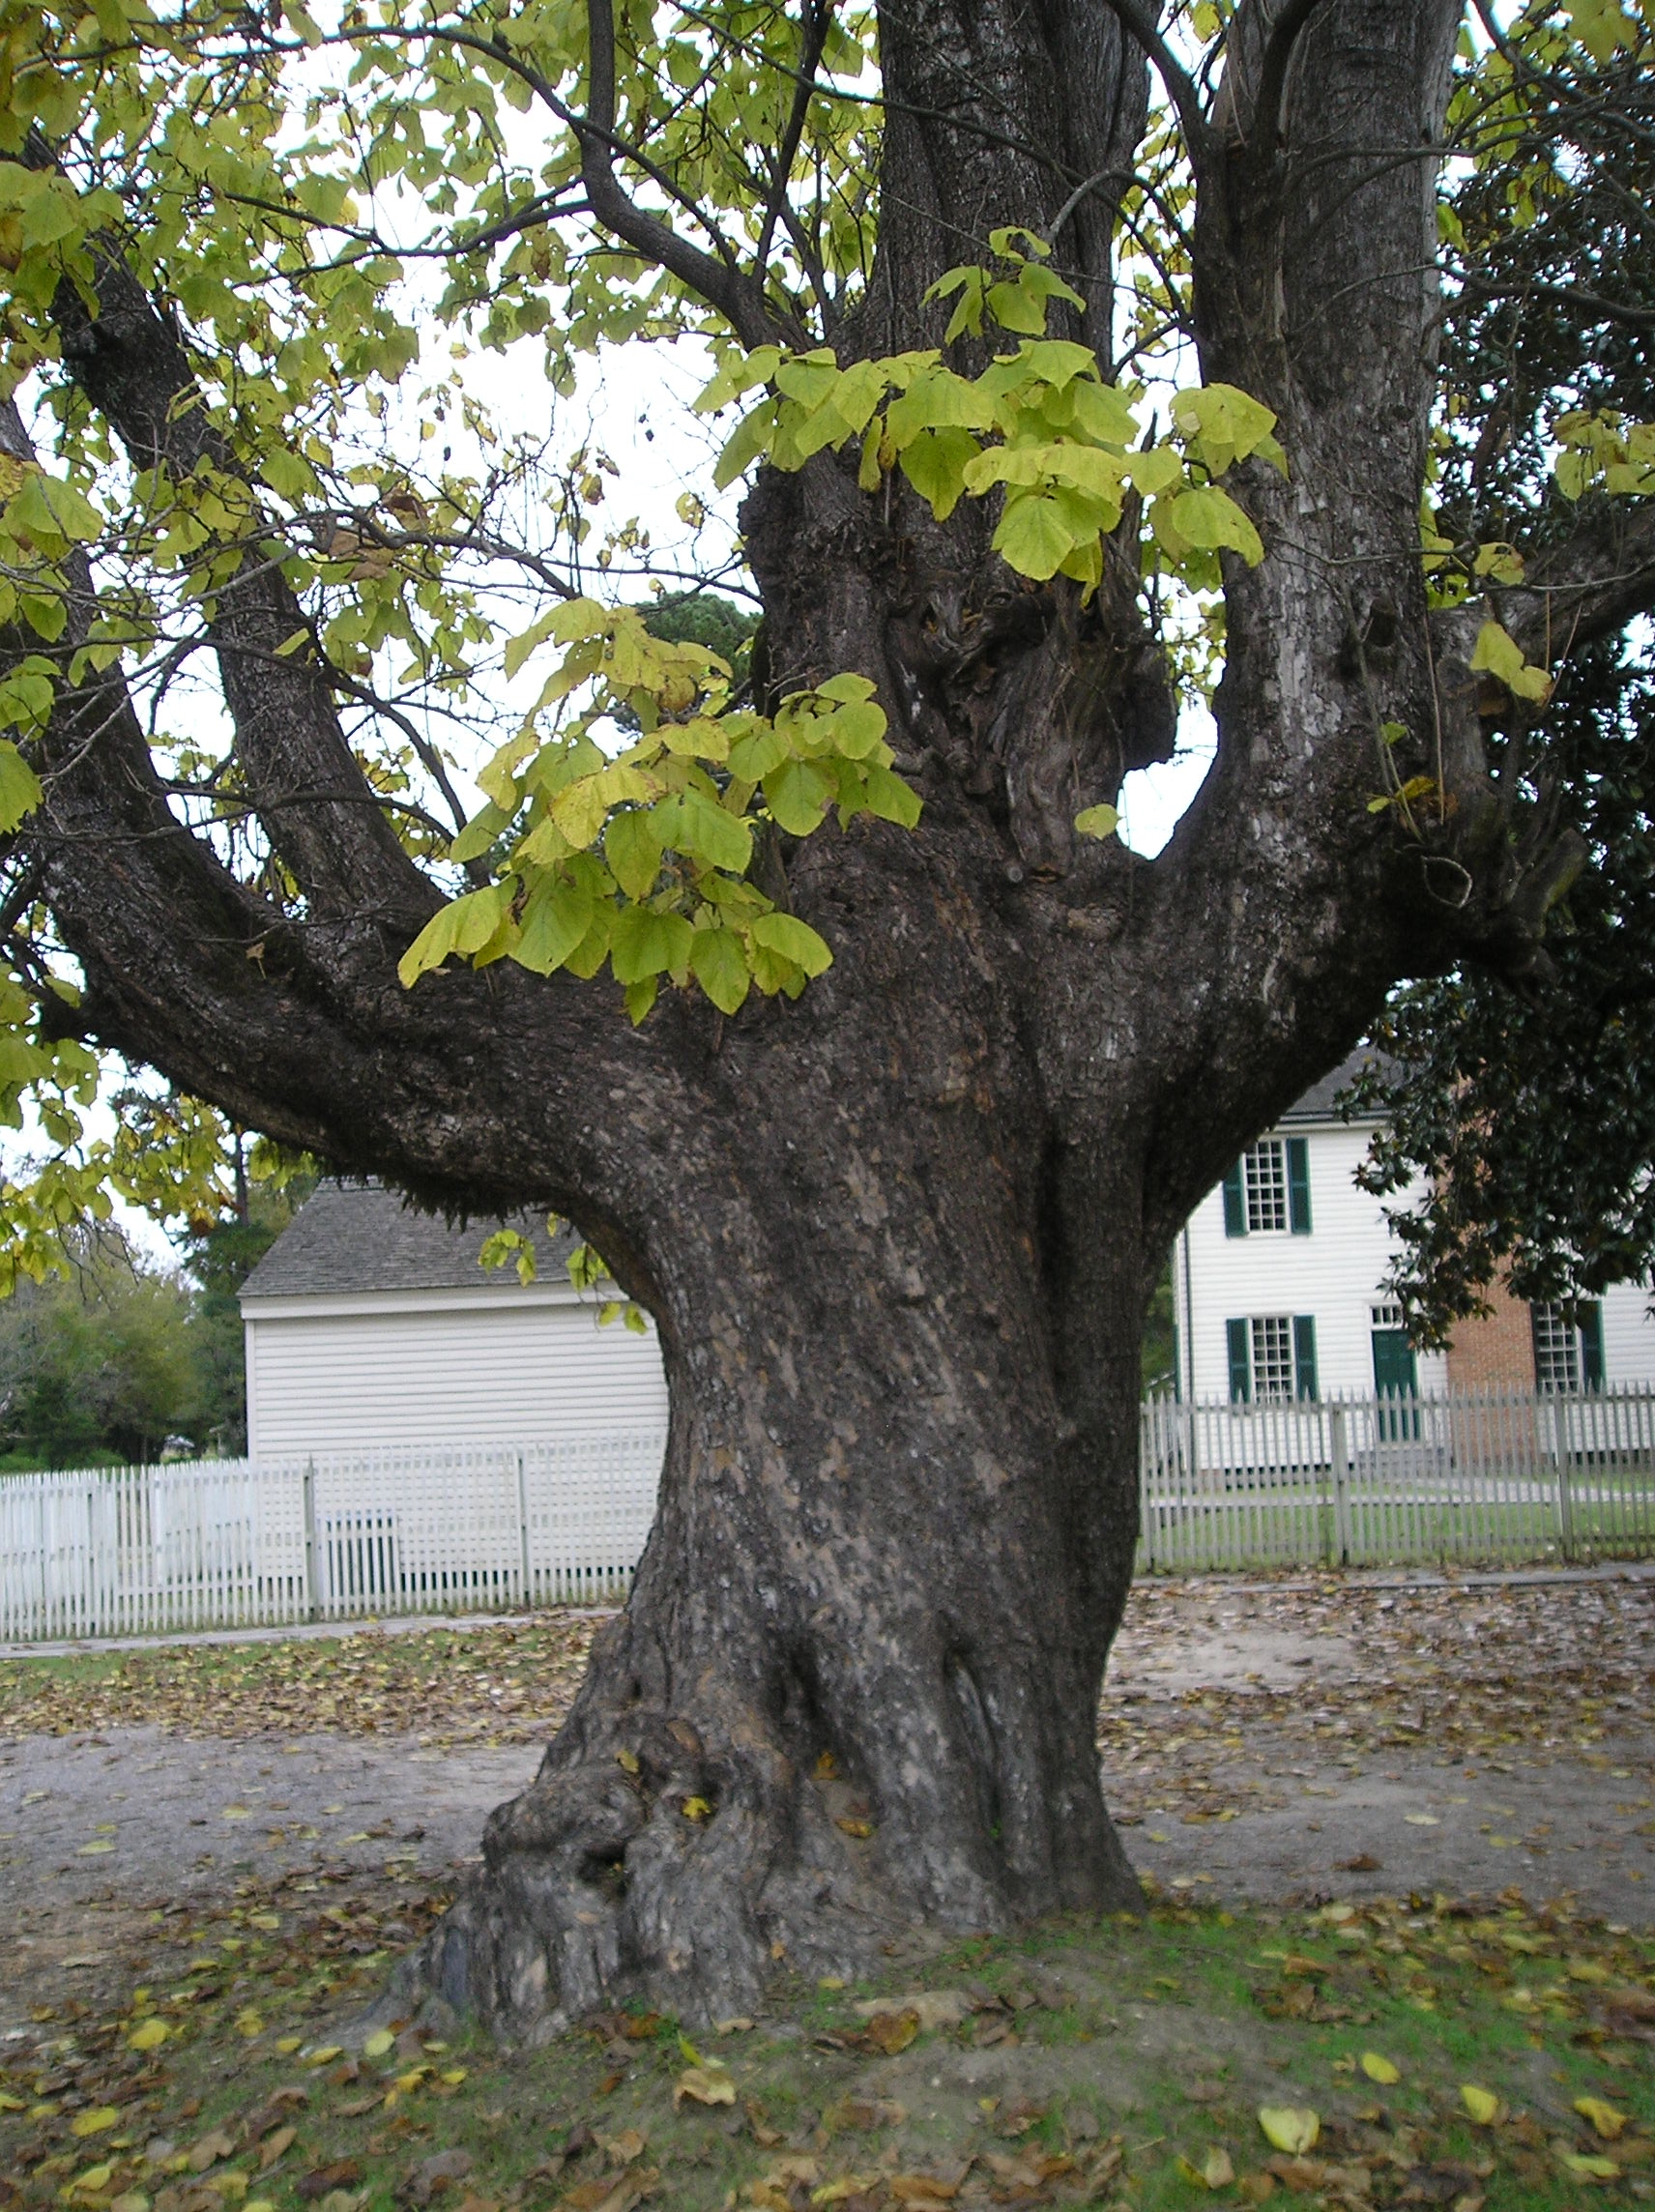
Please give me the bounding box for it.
[239,1182,578,1301]
[1277,1048,1390,1127]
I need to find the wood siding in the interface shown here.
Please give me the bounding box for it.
[244,1291,670,1459]
[1176,1122,1655,1399]
[1176,1123,1449,1401]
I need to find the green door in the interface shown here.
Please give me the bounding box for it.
[1372,1326,1418,1439]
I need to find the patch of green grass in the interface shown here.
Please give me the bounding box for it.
[3,1890,1652,2212]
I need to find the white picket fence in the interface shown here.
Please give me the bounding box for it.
[0,1432,665,1643]
[4,1389,1653,1644]
[1140,1385,1655,1570]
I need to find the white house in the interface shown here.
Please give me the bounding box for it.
[1174,1052,1655,1402]
[239,1183,670,1460]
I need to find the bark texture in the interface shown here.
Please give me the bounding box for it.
[10,0,1650,2033]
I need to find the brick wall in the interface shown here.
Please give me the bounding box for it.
[1446,1276,1535,1390]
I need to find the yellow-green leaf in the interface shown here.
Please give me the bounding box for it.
[1074,803,1118,841]
[749,912,832,976]
[1575,2098,1627,2141]
[1461,2085,1505,2127]
[674,2067,738,2108]
[1359,2052,1399,2085]
[1258,2109,1319,2156]
[689,925,750,1015]
[0,740,43,831]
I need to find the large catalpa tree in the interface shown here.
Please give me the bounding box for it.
[0,0,1651,2029]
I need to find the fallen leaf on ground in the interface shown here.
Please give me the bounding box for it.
[1460,2088,1505,2128]
[854,1993,968,2032]
[1576,2099,1627,2141]
[258,2127,297,2170]
[1360,2054,1400,2085]
[673,2067,736,2108]
[863,2008,920,2054]
[1259,2110,1319,2157]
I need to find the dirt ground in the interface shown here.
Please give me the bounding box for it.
[2,1567,1651,2037]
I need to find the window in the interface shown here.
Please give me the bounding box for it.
[1227,1314,1319,1402]
[1252,1314,1294,1396]
[1532,1301,1605,1391]
[1245,1142,1288,1233]
[1222,1137,1312,1237]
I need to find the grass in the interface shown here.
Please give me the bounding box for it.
[4,1886,1653,2212]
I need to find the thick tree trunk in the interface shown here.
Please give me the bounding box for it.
[412,930,1150,2031]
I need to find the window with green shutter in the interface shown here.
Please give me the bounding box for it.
[1221,1161,1246,1237]
[1292,1314,1319,1400]
[1227,1317,1251,1401]
[1287,1137,1312,1235]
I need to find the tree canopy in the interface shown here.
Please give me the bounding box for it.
[0,0,1640,1279]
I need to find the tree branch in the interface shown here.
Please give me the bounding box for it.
[1495,499,1655,664]
[755,0,833,282]
[578,0,796,349]
[1248,0,1333,159]
[1089,0,1212,167]
[45,229,433,925]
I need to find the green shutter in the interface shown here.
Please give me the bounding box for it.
[1221,1161,1246,1237]
[1287,1137,1312,1235]
[1227,1318,1251,1402]
[1582,1300,1605,1389]
[1292,1314,1319,1400]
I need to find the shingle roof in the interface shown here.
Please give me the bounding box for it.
[239,1183,579,1300]
[1277,1047,1390,1126]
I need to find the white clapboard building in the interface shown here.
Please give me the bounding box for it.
[239,1182,670,1460]
[1175,1052,1655,1403]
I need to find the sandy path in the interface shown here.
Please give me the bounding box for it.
[2,1569,1650,2030]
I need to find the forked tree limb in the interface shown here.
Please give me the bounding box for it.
[48,236,430,923]
[578,0,799,349]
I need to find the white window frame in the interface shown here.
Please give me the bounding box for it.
[1532,1302,1581,1392]
[1250,1314,1296,1402]
[1243,1140,1289,1235]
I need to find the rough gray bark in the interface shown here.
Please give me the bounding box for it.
[9,0,1651,2031]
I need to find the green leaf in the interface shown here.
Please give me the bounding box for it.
[823,700,888,759]
[0,741,43,831]
[450,801,511,864]
[689,924,751,1014]
[604,809,665,899]
[763,757,833,835]
[897,427,981,521]
[397,884,508,986]
[8,473,102,546]
[713,396,781,490]
[1165,484,1264,565]
[676,788,752,872]
[1074,803,1118,841]
[992,493,1075,581]
[511,876,595,974]
[749,912,832,976]
[610,906,694,985]
[985,278,1048,335]
[728,724,792,780]
[857,763,923,829]
[624,975,659,1024]
[1469,620,1553,702]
